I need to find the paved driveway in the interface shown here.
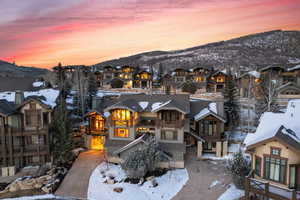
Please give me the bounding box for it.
[55,150,104,199]
[173,149,232,200]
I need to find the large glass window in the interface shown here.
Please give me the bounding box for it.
[90,114,104,131]
[25,109,41,127]
[264,156,287,184]
[112,109,132,126]
[255,156,262,177]
[200,121,217,136]
[114,128,129,138]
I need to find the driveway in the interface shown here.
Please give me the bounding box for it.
[173,149,232,200]
[55,150,104,199]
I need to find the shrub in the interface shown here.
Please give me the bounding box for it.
[227,150,251,189]
[111,78,124,88]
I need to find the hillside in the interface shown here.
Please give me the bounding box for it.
[93,30,300,73]
[0,60,49,77]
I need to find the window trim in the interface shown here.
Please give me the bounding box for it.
[270,146,281,156]
[263,154,288,185]
[255,155,262,177]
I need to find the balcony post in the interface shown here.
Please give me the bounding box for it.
[265,182,269,200]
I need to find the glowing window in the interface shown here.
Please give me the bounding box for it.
[114,128,129,138]
[140,72,150,79]
[195,76,204,82]
[91,115,104,131]
[216,76,225,83]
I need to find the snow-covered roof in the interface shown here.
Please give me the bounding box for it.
[194,102,225,122]
[248,71,260,78]
[244,99,300,148]
[151,100,171,112]
[32,81,44,87]
[0,89,59,109]
[288,64,300,71]
[138,101,149,110]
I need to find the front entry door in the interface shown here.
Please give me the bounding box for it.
[91,136,105,150]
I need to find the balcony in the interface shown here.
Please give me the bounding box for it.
[1,125,48,136]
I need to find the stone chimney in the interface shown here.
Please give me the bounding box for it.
[15,91,24,105]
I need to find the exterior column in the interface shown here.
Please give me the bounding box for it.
[222,141,228,157]
[197,141,203,158]
[216,141,222,157]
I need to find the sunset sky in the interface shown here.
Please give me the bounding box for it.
[1,0,300,69]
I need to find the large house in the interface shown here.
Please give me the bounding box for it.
[85,94,227,168]
[0,90,58,177]
[244,99,300,199]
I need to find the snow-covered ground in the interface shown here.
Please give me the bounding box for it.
[201,153,232,160]
[217,184,244,200]
[88,163,189,200]
[3,194,56,200]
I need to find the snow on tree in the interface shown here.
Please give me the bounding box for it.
[227,150,251,189]
[121,136,162,179]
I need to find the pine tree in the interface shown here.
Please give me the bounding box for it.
[87,72,98,110]
[50,65,73,166]
[223,69,240,130]
[227,150,251,189]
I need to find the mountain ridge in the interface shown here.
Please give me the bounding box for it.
[93,30,300,73]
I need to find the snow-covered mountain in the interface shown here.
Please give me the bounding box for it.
[94,30,300,73]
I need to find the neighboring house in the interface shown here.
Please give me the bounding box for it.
[244,100,300,199]
[118,66,135,88]
[237,71,262,98]
[0,77,47,92]
[0,91,57,177]
[172,68,189,85]
[133,68,152,89]
[85,94,227,168]
[207,70,228,93]
[190,67,213,91]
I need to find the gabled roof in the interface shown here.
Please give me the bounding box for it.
[104,94,190,114]
[0,100,16,117]
[190,100,226,122]
[259,65,285,72]
[238,71,260,79]
[244,99,300,153]
[0,77,43,92]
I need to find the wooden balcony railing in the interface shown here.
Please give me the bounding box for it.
[245,173,300,200]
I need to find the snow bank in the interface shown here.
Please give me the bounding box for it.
[88,163,189,200]
[218,184,244,200]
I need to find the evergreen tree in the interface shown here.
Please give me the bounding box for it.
[223,69,239,130]
[227,150,251,189]
[50,65,73,166]
[87,72,98,110]
[157,63,163,82]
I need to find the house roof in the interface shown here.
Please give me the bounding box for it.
[276,82,300,92]
[0,77,44,92]
[104,94,190,114]
[0,100,16,116]
[244,99,300,153]
[190,100,226,122]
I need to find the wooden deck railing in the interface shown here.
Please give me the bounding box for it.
[245,173,300,200]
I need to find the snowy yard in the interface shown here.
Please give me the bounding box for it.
[88,163,189,200]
